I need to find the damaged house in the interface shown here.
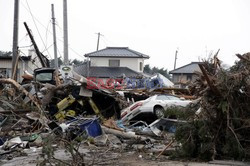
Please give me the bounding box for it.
[0,48,47,82]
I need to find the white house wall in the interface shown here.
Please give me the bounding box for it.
[0,59,42,82]
[90,57,145,72]
[28,48,43,69]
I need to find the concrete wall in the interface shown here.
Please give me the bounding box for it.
[90,57,145,72]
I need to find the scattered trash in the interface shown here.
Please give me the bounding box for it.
[0,68,183,165]
[3,53,249,165]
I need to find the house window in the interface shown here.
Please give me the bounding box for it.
[109,60,120,67]
[139,62,143,71]
[186,74,192,81]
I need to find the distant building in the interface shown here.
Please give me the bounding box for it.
[84,47,149,73]
[74,47,150,87]
[0,48,45,82]
[169,62,203,88]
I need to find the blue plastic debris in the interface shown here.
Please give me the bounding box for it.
[68,118,102,138]
[78,119,102,137]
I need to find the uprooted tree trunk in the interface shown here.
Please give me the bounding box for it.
[174,52,250,161]
[0,78,43,112]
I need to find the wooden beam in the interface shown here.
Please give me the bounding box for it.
[198,64,220,96]
[0,78,43,112]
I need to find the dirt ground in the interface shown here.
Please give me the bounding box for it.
[0,144,246,166]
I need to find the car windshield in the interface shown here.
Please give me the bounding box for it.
[156,95,181,101]
[166,96,181,100]
[36,72,53,82]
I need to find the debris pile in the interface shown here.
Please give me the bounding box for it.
[4,52,249,164]
[175,53,250,161]
[0,68,178,165]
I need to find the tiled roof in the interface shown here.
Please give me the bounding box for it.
[169,62,203,74]
[74,64,141,78]
[84,47,149,59]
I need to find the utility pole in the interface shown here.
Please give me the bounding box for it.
[51,4,58,71]
[24,22,48,67]
[96,32,103,51]
[174,48,178,69]
[63,0,69,65]
[11,0,19,81]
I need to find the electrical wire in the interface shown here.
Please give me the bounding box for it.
[18,45,32,48]
[69,47,85,60]
[55,21,63,32]
[55,23,85,60]
[57,47,62,59]
[102,35,116,46]
[18,34,28,44]
[24,0,52,58]
[43,20,52,59]
[21,0,85,61]
[19,50,40,70]
[41,44,53,54]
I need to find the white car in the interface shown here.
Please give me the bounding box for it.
[121,94,191,123]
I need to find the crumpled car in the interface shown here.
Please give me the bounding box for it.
[121,94,191,123]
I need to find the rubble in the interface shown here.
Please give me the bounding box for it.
[175,52,250,161]
[3,52,249,165]
[0,68,176,165]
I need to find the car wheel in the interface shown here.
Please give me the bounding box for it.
[154,106,164,119]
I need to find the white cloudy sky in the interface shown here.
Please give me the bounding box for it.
[0,0,250,70]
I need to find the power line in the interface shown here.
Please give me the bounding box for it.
[20,0,84,60]
[44,20,52,59]
[18,45,32,48]
[55,22,84,60]
[23,1,63,60]
[102,35,117,47]
[24,0,51,58]
[55,21,63,32]
[19,50,40,70]
[41,43,53,54]
[18,34,28,43]
[69,47,85,60]
[21,1,51,33]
